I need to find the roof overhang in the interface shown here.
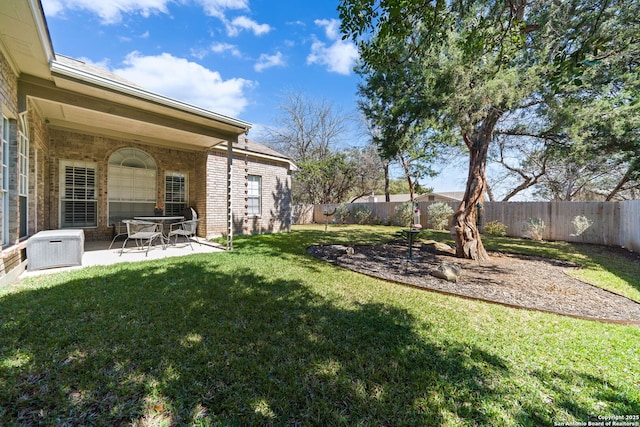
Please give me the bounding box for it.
[213,143,298,171]
[22,59,252,151]
[20,74,251,150]
[0,0,54,80]
[5,0,252,151]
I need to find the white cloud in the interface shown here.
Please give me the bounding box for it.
[209,42,243,57]
[112,52,254,117]
[314,18,341,40]
[194,0,249,19]
[254,52,285,72]
[191,42,242,60]
[225,16,272,37]
[41,0,251,24]
[41,0,171,24]
[306,19,359,75]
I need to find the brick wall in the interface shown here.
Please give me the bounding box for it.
[193,150,209,236]
[0,50,17,113]
[27,103,50,233]
[48,128,200,240]
[205,150,228,236]
[45,129,292,241]
[206,141,292,237]
[0,48,23,277]
[0,50,19,244]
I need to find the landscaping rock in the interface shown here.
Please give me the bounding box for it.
[333,245,354,256]
[431,261,462,282]
[421,240,455,254]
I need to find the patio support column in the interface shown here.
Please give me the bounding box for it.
[226,139,233,250]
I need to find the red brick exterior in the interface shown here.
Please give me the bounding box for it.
[0,49,22,277]
[1,40,292,283]
[42,129,291,241]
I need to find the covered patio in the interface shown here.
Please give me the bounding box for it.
[1,0,294,284]
[20,236,225,278]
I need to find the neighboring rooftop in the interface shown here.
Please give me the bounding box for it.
[54,54,145,89]
[353,192,464,203]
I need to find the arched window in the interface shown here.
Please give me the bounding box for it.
[107,148,157,224]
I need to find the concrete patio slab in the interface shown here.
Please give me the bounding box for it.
[20,237,225,278]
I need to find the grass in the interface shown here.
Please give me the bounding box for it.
[1,224,639,426]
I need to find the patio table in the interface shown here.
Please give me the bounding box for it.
[134,216,184,242]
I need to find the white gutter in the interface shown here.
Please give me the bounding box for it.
[49,60,253,132]
[213,144,298,171]
[30,0,55,63]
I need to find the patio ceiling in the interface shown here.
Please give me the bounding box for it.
[3,0,251,151]
[0,0,53,81]
[26,87,244,151]
[21,60,251,151]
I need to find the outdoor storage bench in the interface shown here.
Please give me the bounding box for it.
[27,229,85,271]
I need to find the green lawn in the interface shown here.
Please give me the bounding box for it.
[1,225,638,426]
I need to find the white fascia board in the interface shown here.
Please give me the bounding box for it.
[30,0,55,63]
[213,145,297,171]
[49,60,253,132]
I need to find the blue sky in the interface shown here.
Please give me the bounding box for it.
[41,0,359,131]
[40,0,469,193]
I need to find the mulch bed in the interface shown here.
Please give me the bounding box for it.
[307,241,640,325]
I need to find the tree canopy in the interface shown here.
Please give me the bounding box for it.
[339,0,639,260]
[263,91,387,204]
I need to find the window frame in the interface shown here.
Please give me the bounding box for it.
[59,160,98,228]
[107,148,157,224]
[18,130,29,237]
[164,171,188,216]
[1,116,9,245]
[247,175,261,217]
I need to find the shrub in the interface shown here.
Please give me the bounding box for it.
[353,206,373,225]
[394,202,414,227]
[522,217,546,240]
[333,204,351,224]
[484,220,508,237]
[371,215,384,225]
[427,202,454,230]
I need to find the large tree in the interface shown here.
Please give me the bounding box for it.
[264,91,360,204]
[340,0,639,260]
[487,7,640,202]
[487,132,640,201]
[264,91,349,162]
[359,86,441,202]
[293,154,358,204]
[344,144,388,202]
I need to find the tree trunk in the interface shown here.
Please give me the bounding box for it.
[399,154,415,201]
[450,109,502,261]
[605,168,631,201]
[384,162,390,202]
[486,182,495,202]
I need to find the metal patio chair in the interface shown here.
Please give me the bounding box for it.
[120,219,164,257]
[168,218,201,250]
[108,220,128,250]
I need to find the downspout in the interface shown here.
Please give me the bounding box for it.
[227,139,233,250]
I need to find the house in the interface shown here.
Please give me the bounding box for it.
[353,192,464,203]
[0,0,295,282]
[416,192,465,203]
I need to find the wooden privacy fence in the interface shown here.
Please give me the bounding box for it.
[619,200,640,253]
[293,200,640,253]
